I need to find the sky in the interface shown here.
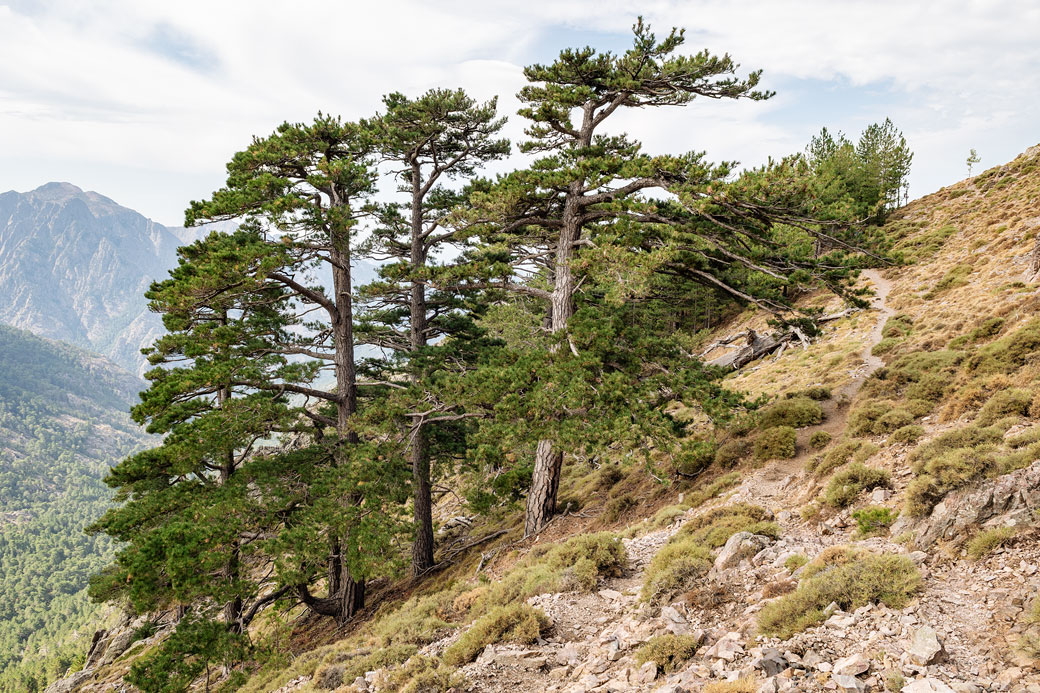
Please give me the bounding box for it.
[0,0,1037,226]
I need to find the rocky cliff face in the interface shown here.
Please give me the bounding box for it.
[0,182,186,374]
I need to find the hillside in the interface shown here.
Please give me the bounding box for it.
[0,326,147,692]
[51,146,1040,693]
[0,183,192,374]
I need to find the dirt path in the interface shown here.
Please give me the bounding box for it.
[754,269,895,504]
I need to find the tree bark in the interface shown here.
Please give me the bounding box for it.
[408,163,436,575]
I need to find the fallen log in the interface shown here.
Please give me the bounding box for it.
[704,307,860,370]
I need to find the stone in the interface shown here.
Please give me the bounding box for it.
[803,649,825,669]
[703,633,745,661]
[833,673,869,692]
[834,653,871,676]
[714,531,774,571]
[907,626,946,665]
[758,678,780,693]
[871,488,891,502]
[753,648,789,677]
[901,679,956,693]
[950,684,979,693]
[599,589,623,601]
[43,671,92,693]
[661,605,686,623]
[637,661,658,683]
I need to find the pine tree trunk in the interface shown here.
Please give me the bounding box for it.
[411,426,435,574]
[525,439,563,535]
[408,164,436,575]
[339,571,365,622]
[524,177,581,536]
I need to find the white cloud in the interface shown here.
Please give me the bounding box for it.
[0,0,1037,222]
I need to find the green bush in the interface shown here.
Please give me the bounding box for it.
[852,506,898,536]
[905,373,948,402]
[786,386,832,401]
[634,634,701,673]
[754,426,797,461]
[977,389,1032,425]
[643,504,777,602]
[714,439,748,468]
[924,264,972,298]
[967,527,1018,560]
[378,656,461,693]
[888,425,924,445]
[760,397,824,428]
[810,439,878,476]
[882,315,914,338]
[758,548,920,638]
[604,493,637,522]
[872,338,901,356]
[824,463,891,508]
[809,431,832,449]
[969,319,1040,374]
[784,554,808,573]
[442,604,549,666]
[1008,427,1040,449]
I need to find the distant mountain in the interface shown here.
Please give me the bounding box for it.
[0,184,379,375]
[0,324,148,691]
[0,183,191,374]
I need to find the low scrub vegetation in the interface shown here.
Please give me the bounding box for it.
[753,426,797,461]
[809,438,878,476]
[966,526,1018,560]
[758,547,921,638]
[760,397,824,428]
[643,504,778,602]
[809,431,832,449]
[824,463,891,507]
[634,634,701,672]
[852,506,898,536]
[442,604,549,666]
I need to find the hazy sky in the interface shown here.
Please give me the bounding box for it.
[1,0,1037,226]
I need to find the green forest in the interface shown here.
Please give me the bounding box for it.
[0,325,147,691]
[22,20,914,691]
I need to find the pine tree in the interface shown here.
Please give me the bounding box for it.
[184,114,390,622]
[358,89,508,574]
[459,19,770,535]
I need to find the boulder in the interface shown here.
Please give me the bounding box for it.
[752,647,789,676]
[833,673,869,692]
[891,459,1040,549]
[833,652,870,676]
[907,626,946,665]
[714,532,773,571]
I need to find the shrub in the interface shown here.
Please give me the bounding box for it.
[442,604,549,666]
[967,527,1018,560]
[872,338,901,356]
[977,389,1032,425]
[786,386,832,401]
[757,548,920,638]
[641,539,713,603]
[811,439,878,476]
[969,319,1040,374]
[882,315,914,338]
[760,397,824,429]
[643,504,777,602]
[824,463,891,508]
[675,503,780,548]
[969,317,1006,342]
[685,471,741,507]
[852,506,898,536]
[906,373,948,402]
[648,505,687,530]
[714,439,748,468]
[1008,427,1040,449]
[634,634,701,673]
[673,440,716,476]
[754,426,797,461]
[784,554,808,573]
[809,431,832,449]
[596,465,624,489]
[378,656,460,693]
[924,264,972,298]
[876,408,915,433]
[539,533,626,591]
[888,425,924,445]
[604,493,637,522]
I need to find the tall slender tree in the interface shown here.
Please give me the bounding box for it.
[184,114,382,622]
[460,19,770,535]
[358,89,508,574]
